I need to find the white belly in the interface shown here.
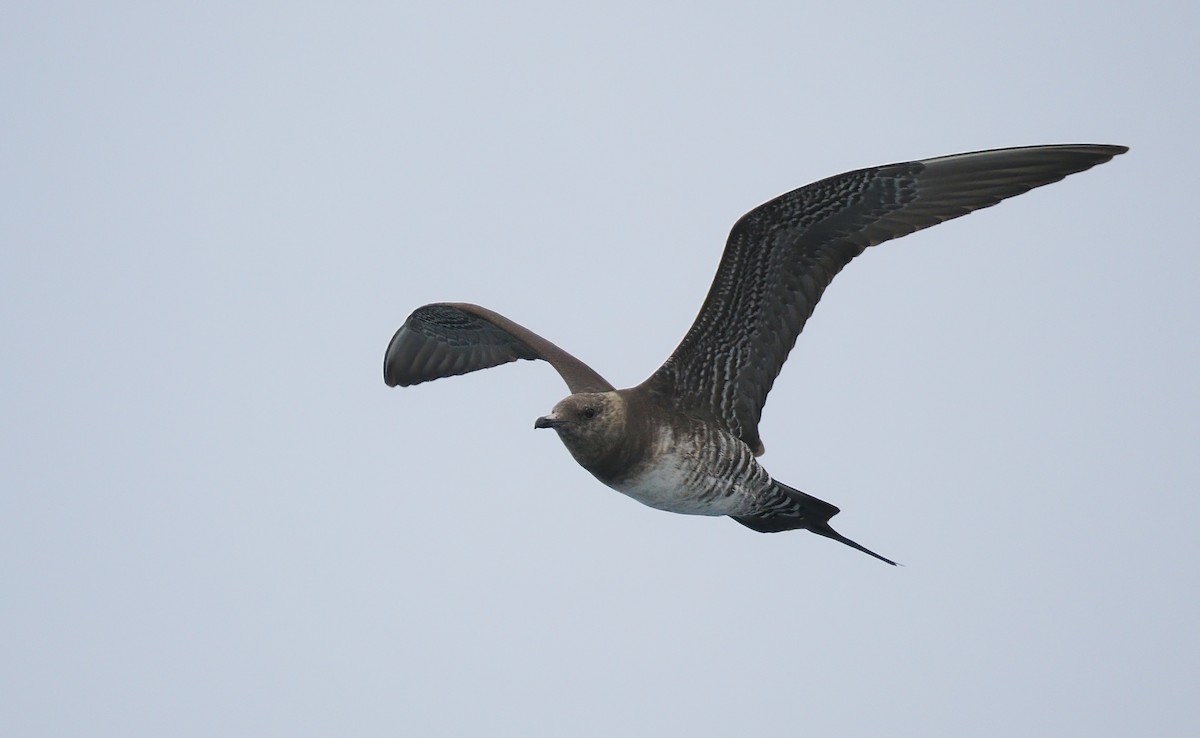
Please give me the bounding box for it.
[608,451,747,516]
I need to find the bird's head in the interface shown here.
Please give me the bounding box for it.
[534,391,628,468]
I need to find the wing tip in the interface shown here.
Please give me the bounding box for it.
[920,142,1130,169]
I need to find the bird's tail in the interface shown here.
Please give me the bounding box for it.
[731,482,897,566]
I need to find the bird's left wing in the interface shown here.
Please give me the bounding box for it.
[642,144,1127,456]
[384,302,614,393]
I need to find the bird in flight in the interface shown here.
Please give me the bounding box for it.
[384,144,1126,565]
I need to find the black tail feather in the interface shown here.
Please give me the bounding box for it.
[807,521,898,566]
[731,482,898,566]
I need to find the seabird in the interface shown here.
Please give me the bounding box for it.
[384,144,1127,565]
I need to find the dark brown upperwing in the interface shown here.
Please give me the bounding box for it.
[384,302,614,393]
[643,144,1127,455]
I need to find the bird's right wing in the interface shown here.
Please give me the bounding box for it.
[384,302,614,393]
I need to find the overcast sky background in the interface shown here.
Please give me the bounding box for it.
[3,2,1197,736]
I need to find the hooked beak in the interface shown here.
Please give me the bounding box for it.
[534,415,566,429]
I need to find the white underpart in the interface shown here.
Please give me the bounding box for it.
[608,436,757,517]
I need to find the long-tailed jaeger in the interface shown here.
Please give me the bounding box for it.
[384,144,1126,565]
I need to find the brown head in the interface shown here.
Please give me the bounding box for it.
[533,391,630,471]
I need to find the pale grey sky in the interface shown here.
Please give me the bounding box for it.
[3,2,1197,736]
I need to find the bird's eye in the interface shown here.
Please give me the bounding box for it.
[583,407,597,419]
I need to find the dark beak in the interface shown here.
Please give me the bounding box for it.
[534,416,565,429]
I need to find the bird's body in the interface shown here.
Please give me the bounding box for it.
[546,388,768,517]
[384,144,1127,564]
[534,387,897,563]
